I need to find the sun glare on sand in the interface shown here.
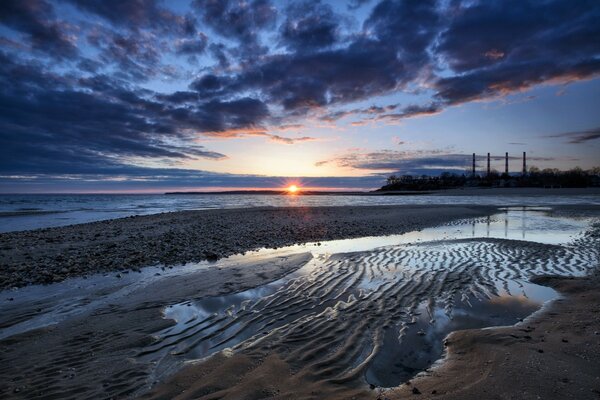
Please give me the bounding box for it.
[287,185,299,194]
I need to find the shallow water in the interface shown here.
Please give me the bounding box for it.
[1,193,599,232]
[139,208,598,388]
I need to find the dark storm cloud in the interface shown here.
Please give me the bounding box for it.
[0,0,77,59]
[280,0,340,51]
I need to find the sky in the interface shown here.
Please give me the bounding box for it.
[0,0,599,193]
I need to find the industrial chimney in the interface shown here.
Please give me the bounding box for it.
[505,152,509,175]
[472,153,476,177]
[487,153,491,176]
[522,152,527,175]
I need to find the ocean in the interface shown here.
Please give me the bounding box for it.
[1,192,599,233]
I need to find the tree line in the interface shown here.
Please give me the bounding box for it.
[379,167,600,191]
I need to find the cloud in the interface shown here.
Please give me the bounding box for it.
[0,54,245,176]
[543,127,600,144]
[0,0,78,59]
[65,0,197,35]
[200,128,318,145]
[315,150,560,175]
[175,33,209,55]
[191,0,276,58]
[316,150,470,172]
[433,0,600,105]
[348,0,372,10]
[376,103,443,122]
[268,135,318,145]
[1,0,599,191]
[280,0,340,51]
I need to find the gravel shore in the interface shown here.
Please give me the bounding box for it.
[0,205,493,289]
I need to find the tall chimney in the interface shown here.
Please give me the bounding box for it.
[522,152,527,175]
[505,152,509,175]
[487,153,491,176]
[472,153,476,177]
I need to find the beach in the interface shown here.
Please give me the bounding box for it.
[0,204,494,289]
[0,203,599,399]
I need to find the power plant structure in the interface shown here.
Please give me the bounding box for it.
[470,152,527,177]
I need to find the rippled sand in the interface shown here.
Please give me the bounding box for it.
[0,207,598,399]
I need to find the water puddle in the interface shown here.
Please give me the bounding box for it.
[140,207,598,388]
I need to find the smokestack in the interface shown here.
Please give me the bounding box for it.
[522,152,527,175]
[505,152,509,175]
[487,153,491,176]
[472,153,476,177]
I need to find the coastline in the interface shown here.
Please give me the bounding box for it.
[0,204,494,289]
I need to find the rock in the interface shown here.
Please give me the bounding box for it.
[412,387,421,394]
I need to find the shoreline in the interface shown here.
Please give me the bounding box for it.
[0,205,494,289]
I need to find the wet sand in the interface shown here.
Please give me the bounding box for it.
[142,214,600,400]
[0,205,599,400]
[0,205,493,289]
[385,272,600,400]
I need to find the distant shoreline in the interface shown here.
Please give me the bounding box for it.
[164,190,432,195]
[164,187,600,196]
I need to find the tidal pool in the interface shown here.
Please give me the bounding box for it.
[141,208,598,387]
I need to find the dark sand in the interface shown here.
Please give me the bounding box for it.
[0,253,314,399]
[384,273,600,400]
[141,273,600,400]
[141,217,600,400]
[1,204,599,400]
[0,205,493,289]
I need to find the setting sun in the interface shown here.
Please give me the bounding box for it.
[287,185,299,193]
